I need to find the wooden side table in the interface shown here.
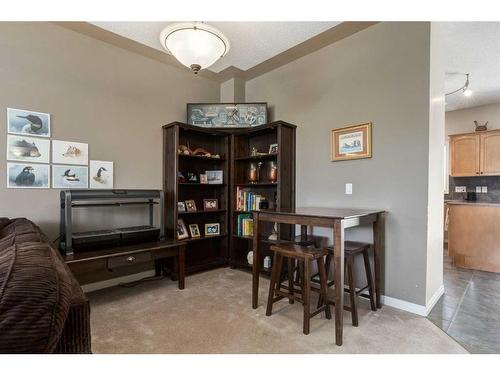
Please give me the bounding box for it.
[64,240,187,289]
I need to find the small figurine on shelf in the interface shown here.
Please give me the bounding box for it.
[263,256,272,269]
[178,144,192,155]
[268,223,278,241]
[177,171,186,183]
[250,147,258,156]
[187,172,198,183]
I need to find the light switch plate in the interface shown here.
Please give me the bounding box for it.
[345,183,353,195]
[482,186,488,193]
[455,186,466,193]
[476,186,482,193]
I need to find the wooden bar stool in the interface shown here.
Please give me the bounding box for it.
[312,241,376,327]
[266,243,331,335]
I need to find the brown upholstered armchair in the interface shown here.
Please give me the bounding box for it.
[0,218,91,353]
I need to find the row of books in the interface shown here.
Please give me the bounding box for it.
[236,187,265,212]
[236,214,254,237]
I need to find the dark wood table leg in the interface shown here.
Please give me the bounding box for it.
[252,212,260,309]
[373,213,382,308]
[303,259,311,335]
[154,259,163,277]
[177,244,185,290]
[301,225,308,243]
[333,219,345,346]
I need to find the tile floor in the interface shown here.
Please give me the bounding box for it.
[427,247,500,353]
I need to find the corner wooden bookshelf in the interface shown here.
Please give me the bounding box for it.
[163,121,296,275]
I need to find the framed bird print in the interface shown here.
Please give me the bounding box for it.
[7,162,50,189]
[90,160,114,189]
[52,165,88,189]
[52,140,89,166]
[330,122,372,162]
[7,108,51,138]
[6,134,50,164]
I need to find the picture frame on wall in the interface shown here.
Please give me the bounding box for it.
[89,160,113,189]
[330,122,372,162]
[52,165,88,189]
[187,103,267,127]
[7,162,50,189]
[7,108,51,138]
[52,140,89,166]
[6,134,50,164]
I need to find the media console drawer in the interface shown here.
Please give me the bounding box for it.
[107,251,152,269]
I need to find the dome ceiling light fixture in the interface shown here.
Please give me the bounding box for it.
[446,72,473,97]
[159,22,230,74]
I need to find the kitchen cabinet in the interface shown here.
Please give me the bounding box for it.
[450,130,500,176]
[447,201,500,273]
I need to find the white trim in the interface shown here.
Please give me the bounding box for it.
[381,284,444,317]
[425,284,445,315]
[81,270,155,293]
[381,295,428,316]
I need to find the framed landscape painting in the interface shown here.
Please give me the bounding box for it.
[7,162,50,189]
[7,108,50,138]
[6,134,50,163]
[330,122,372,162]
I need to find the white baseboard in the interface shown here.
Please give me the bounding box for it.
[381,284,444,317]
[425,284,445,315]
[81,270,156,293]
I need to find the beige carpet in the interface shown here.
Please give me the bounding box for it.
[88,268,467,354]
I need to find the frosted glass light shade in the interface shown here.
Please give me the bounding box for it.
[160,22,230,74]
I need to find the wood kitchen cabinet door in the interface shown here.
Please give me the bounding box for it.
[480,130,500,175]
[450,134,480,176]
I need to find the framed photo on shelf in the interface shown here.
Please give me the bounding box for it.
[205,223,220,236]
[185,200,197,212]
[331,122,372,161]
[177,219,189,240]
[178,202,186,212]
[268,144,278,154]
[206,170,223,184]
[189,224,201,238]
[203,198,218,211]
[199,174,208,184]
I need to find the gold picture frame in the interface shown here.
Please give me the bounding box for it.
[330,122,372,161]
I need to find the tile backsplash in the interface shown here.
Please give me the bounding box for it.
[446,176,500,202]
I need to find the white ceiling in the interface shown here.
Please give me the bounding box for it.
[443,22,500,111]
[91,21,339,73]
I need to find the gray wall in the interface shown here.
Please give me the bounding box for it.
[246,22,435,306]
[0,22,220,240]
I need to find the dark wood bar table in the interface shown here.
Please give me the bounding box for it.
[252,207,385,346]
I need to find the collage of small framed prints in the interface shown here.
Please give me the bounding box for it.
[5,108,113,189]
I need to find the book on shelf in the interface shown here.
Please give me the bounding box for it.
[236,214,253,237]
[236,187,266,212]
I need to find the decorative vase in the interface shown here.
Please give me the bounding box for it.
[267,161,278,183]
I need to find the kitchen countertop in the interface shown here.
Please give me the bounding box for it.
[445,200,500,207]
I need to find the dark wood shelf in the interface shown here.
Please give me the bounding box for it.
[231,259,272,275]
[235,183,278,187]
[178,183,226,186]
[186,257,227,275]
[234,154,278,161]
[178,209,226,215]
[184,233,227,243]
[179,154,226,161]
